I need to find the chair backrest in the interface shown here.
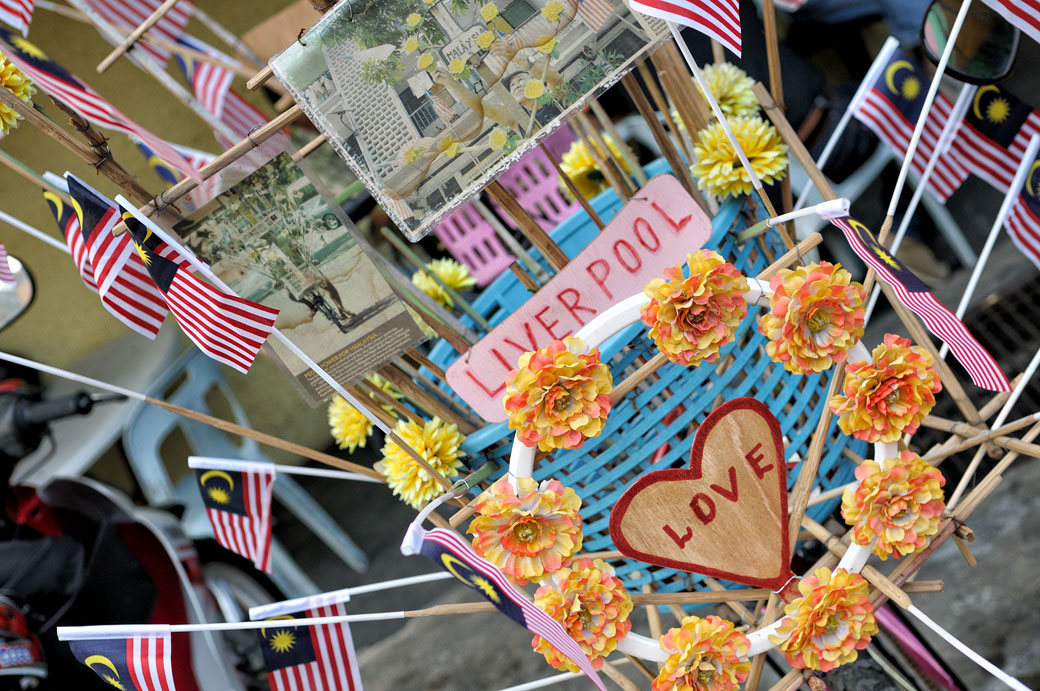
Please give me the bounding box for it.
[492,126,580,232]
[432,204,515,287]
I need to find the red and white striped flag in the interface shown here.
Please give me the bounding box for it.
[43,190,99,294]
[576,0,615,32]
[852,48,970,201]
[67,628,176,691]
[0,27,200,181]
[981,0,1040,46]
[63,175,169,339]
[0,0,32,36]
[950,84,1040,193]
[192,459,275,571]
[402,523,606,691]
[830,215,1010,392]
[83,0,192,66]
[627,0,740,56]
[252,598,364,691]
[0,242,14,284]
[119,204,279,374]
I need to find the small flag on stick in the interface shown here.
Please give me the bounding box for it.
[193,459,275,572]
[0,243,15,284]
[0,0,32,36]
[66,626,176,691]
[980,0,1040,46]
[952,83,1040,193]
[627,0,740,56]
[255,600,364,691]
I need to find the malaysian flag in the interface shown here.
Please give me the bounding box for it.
[830,215,1010,391]
[627,0,740,56]
[133,139,216,209]
[852,48,970,202]
[67,629,176,691]
[402,524,606,690]
[981,0,1040,46]
[119,204,279,374]
[576,0,615,32]
[0,27,200,181]
[1005,149,1040,269]
[43,189,99,294]
[254,602,364,690]
[83,0,192,66]
[0,243,14,284]
[951,84,1040,193]
[62,176,169,338]
[0,0,32,36]
[193,460,275,571]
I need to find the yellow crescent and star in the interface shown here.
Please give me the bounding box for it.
[200,469,234,505]
[885,60,921,101]
[1028,160,1040,199]
[122,212,154,267]
[847,219,900,269]
[973,84,1011,124]
[260,615,298,653]
[9,35,46,60]
[42,191,65,219]
[440,553,501,603]
[84,655,125,690]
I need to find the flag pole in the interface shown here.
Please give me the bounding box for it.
[188,456,383,484]
[665,22,794,249]
[862,83,977,323]
[937,134,1040,359]
[117,198,464,500]
[0,209,70,254]
[880,0,975,239]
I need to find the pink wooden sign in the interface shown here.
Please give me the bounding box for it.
[447,175,713,422]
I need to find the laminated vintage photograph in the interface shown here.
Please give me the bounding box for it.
[270,0,667,240]
[174,152,426,402]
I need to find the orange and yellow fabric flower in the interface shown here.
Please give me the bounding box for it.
[830,334,941,443]
[532,558,633,671]
[641,251,748,366]
[504,337,613,451]
[468,476,583,585]
[842,451,945,560]
[653,615,751,691]
[772,567,877,672]
[380,417,465,509]
[759,262,865,374]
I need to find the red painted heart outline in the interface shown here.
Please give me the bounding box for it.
[608,397,795,590]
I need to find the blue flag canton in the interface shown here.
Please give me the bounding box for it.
[872,49,932,124]
[0,27,79,85]
[256,619,317,671]
[194,468,249,516]
[845,217,930,294]
[136,142,182,187]
[68,637,134,689]
[42,190,76,236]
[965,85,1034,148]
[1020,155,1040,219]
[66,177,114,241]
[419,537,527,628]
[122,212,179,293]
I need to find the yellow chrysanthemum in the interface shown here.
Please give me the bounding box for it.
[327,396,373,452]
[411,257,476,308]
[480,2,499,21]
[417,53,434,70]
[380,417,465,509]
[489,127,510,151]
[476,30,497,49]
[542,0,564,21]
[557,135,632,200]
[0,51,36,135]
[406,12,423,26]
[536,35,556,53]
[692,116,788,199]
[654,615,751,691]
[531,559,633,671]
[842,451,945,560]
[696,63,758,119]
[523,79,546,100]
[771,568,877,672]
[469,476,583,585]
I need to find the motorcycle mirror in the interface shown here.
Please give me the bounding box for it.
[0,257,35,332]
[920,0,1020,85]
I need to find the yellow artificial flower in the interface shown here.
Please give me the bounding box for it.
[696,63,758,119]
[542,0,564,21]
[557,135,632,200]
[0,51,36,135]
[448,57,466,75]
[480,2,499,21]
[411,257,476,307]
[536,35,556,53]
[523,79,546,100]
[403,36,420,54]
[406,12,423,26]
[692,116,788,199]
[327,396,373,452]
[489,127,510,151]
[380,417,465,509]
[476,30,497,49]
[654,615,751,691]
[417,53,434,70]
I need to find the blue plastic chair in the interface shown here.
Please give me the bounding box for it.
[424,158,866,596]
[121,349,368,598]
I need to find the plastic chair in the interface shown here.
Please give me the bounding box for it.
[433,204,516,287]
[491,125,580,232]
[121,349,368,598]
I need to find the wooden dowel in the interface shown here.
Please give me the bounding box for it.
[486,181,569,272]
[472,199,549,280]
[510,261,542,293]
[292,133,326,162]
[902,580,944,594]
[406,348,446,381]
[622,654,656,681]
[613,352,669,401]
[590,99,649,186]
[360,377,421,426]
[600,661,640,691]
[96,0,181,73]
[248,65,275,91]
[650,48,706,137]
[378,364,476,434]
[348,384,398,430]
[540,142,606,230]
[952,533,977,567]
[392,357,483,429]
[572,111,632,200]
[635,61,694,162]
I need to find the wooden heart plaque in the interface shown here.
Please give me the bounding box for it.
[608,398,795,590]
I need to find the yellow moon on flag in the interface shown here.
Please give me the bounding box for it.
[1028,160,1040,197]
[440,553,479,588]
[260,615,294,639]
[84,655,119,678]
[885,60,914,95]
[200,469,234,491]
[973,85,1000,120]
[68,194,85,230]
[43,191,64,217]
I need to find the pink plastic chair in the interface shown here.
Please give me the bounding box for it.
[433,203,516,287]
[493,125,579,232]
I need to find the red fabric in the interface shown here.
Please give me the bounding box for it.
[4,486,63,537]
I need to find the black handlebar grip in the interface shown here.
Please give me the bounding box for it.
[19,392,94,427]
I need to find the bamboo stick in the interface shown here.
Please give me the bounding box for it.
[510,262,542,292]
[248,66,275,91]
[760,0,791,219]
[650,47,707,137]
[538,142,605,230]
[96,0,182,73]
[613,353,669,400]
[378,364,476,434]
[360,377,421,426]
[590,99,649,186]
[407,348,447,381]
[472,199,549,280]
[348,384,397,430]
[600,662,639,691]
[572,111,632,200]
[392,357,483,429]
[634,61,695,162]
[486,181,569,272]
[292,134,327,162]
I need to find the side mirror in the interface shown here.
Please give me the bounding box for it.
[920,0,1020,85]
[0,257,35,331]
